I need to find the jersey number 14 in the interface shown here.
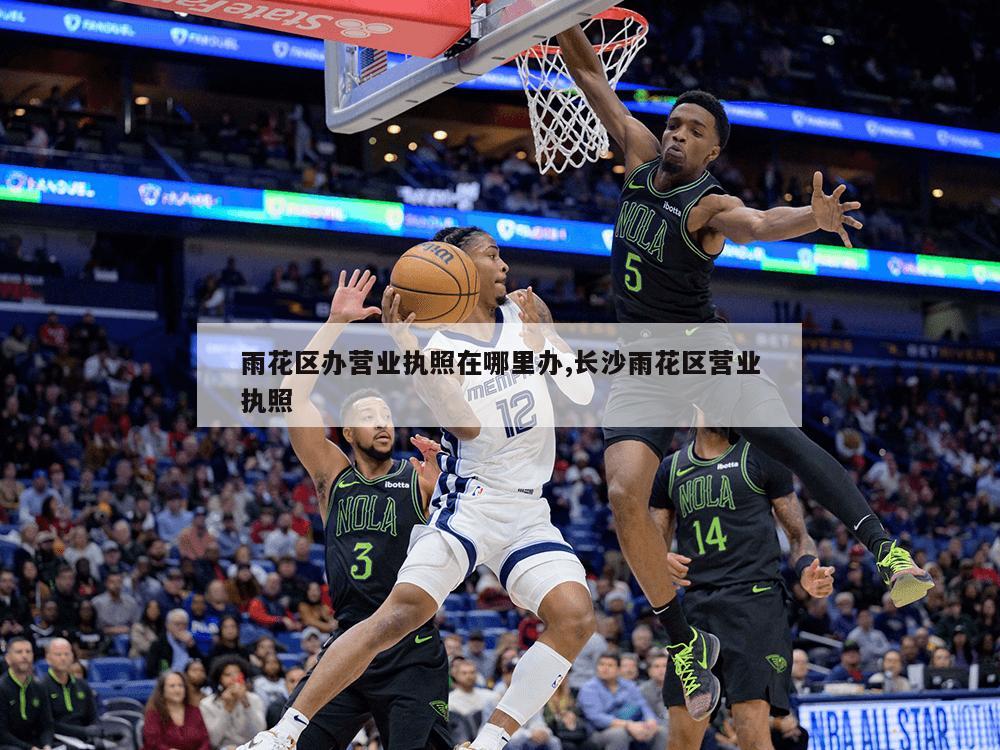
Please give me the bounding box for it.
[692,516,728,555]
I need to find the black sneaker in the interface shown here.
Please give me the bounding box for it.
[666,626,721,721]
[877,540,934,607]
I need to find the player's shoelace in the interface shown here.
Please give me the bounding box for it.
[669,640,701,697]
[878,541,919,580]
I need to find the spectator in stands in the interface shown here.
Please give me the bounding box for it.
[449,657,497,744]
[157,492,194,544]
[847,609,891,671]
[204,580,238,623]
[215,513,246,559]
[544,679,591,750]
[186,659,212,706]
[128,555,163,606]
[249,636,278,675]
[790,649,817,695]
[2,324,29,361]
[16,558,48,619]
[638,650,668,724]
[158,567,188,613]
[0,636,56,749]
[37,313,68,352]
[299,627,323,662]
[265,667,305,726]
[263,512,298,560]
[0,568,31,639]
[203,613,243,662]
[131,598,164,658]
[147,608,202,677]
[224,563,261,613]
[578,653,666,750]
[72,599,109,659]
[18,469,57,525]
[247,573,299,633]
[251,654,287,707]
[831,592,858,640]
[824,641,867,686]
[463,630,494,682]
[62,525,102,572]
[199,655,266,750]
[50,565,80,630]
[248,508,276,545]
[42,637,104,748]
[296,581,335,633]
[178,508,216,561]
[866,650,912,693]
[219,257,247,289]
[30,598,68,656]
[291,536,323,584]
[99,540,127,578]
[188,593,219,656]
[143,670,212,750]
[36,496,71,538]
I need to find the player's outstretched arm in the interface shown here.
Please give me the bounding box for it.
[409,433,442,517]
[282,269,380,519]
[771,492,834,598]
[555,25,659,171]
[689,171,863,248]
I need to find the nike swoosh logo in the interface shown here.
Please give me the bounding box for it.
[752,584,772,593]
[337,479,360,489]
[676,466,696,477]
[627,180,644,190]
[697,632,708,669]
[853,513,873,532]
[685,327,700,336]
[415,634,433,644]
[292,715,308,726]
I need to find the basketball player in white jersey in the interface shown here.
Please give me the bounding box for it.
[241,227,598,750]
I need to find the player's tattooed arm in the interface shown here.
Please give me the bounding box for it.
[284,269,378,519]
[772,492,834,598]
[690,172,863,249]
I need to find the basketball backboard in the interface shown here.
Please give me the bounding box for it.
[324,0,620,134]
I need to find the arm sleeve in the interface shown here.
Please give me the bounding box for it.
[576,684,615,730]
[649,456,675,510]
[748,445,794,500]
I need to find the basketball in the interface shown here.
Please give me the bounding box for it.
[389,241,480,325]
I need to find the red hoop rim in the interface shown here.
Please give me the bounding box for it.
[520,7,648,60]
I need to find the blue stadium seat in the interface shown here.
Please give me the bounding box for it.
[277,652,305,671]
[90,658,137,682]
[91,679,157,704]
[465,610,504,630]
[484,628,510,650]
[445,593,471,612]
[34,659,48,678]
[239,623,272,646]
[309,543,326,567]
[110,633,131,657]
[255,559,276,573]
[132,658,145,679]
[0,541,17,569]
[276,631,302,653]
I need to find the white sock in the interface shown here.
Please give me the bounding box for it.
[472,722,510,750]
[493,640,572,725]
[274,708,309,742]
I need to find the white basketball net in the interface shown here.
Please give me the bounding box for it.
[515,9,648,174]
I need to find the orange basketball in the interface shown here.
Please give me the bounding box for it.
[389,241,480,324]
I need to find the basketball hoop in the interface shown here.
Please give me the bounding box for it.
[515,7,648,174]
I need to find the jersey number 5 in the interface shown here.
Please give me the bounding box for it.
[350,542,373,580]
[624,252,643,292]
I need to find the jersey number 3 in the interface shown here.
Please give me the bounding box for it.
[496,390,537,439]
[350,542,373,580]
[625,252,643,292]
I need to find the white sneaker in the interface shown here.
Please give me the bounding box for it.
[236,730,297,750]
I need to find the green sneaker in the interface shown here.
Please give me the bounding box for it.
[666,627,721,721]
[877,540,934,607]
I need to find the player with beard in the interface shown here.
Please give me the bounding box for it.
[554,25,932,720]
[272,269,452,750]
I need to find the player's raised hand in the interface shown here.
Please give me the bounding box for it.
[811,171,864,248]
[329,269,381,323]
[511,286,546,352]
[409,434,442,469]
[800,557,835,598]
[381,285,419,351]
[667,552,691,587]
